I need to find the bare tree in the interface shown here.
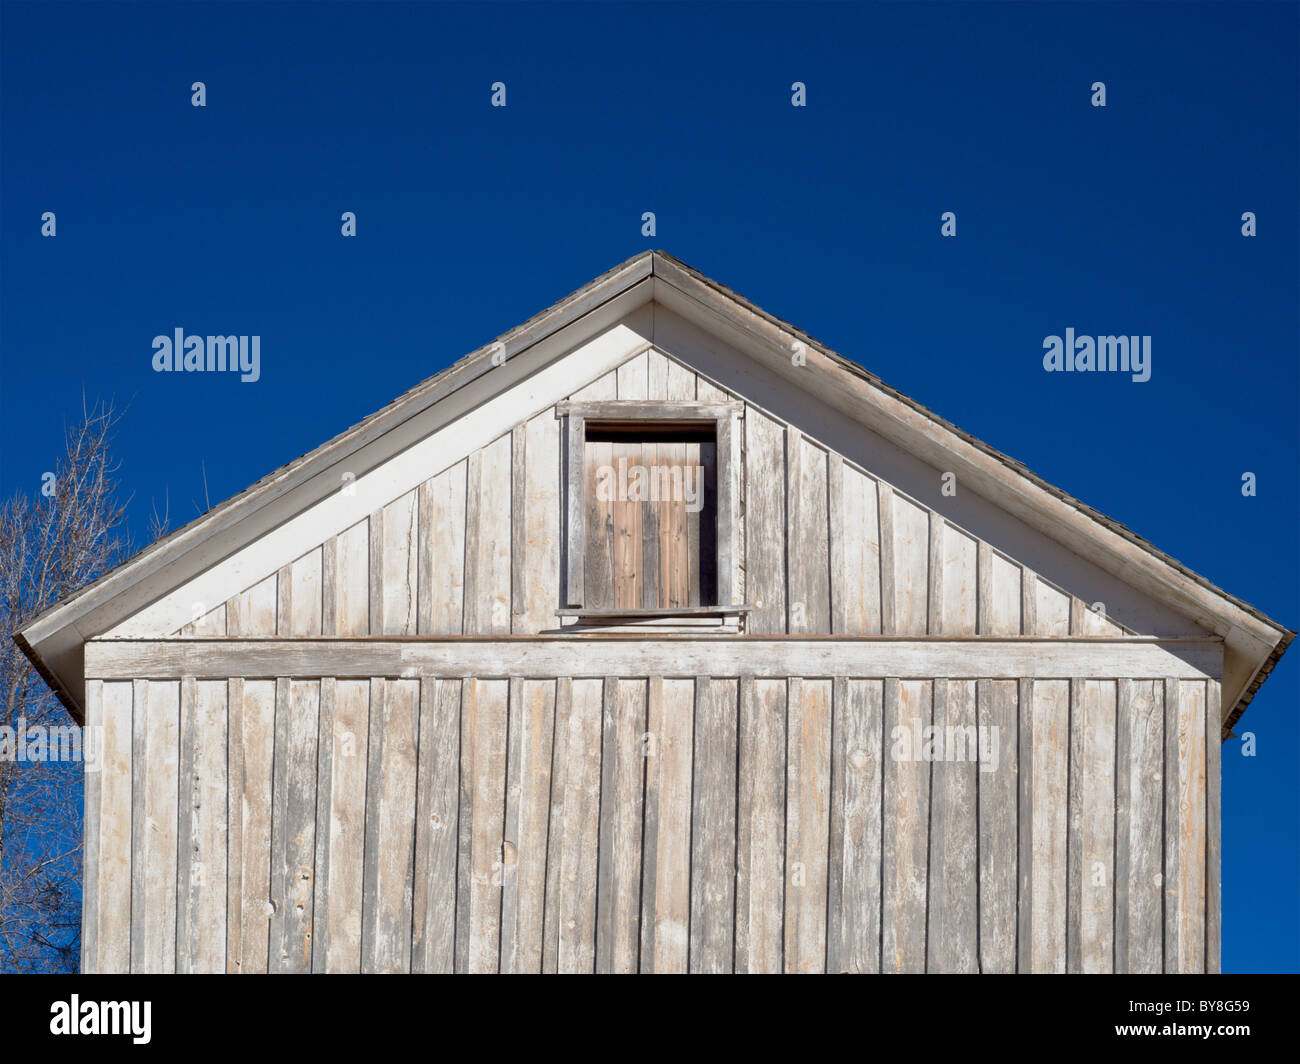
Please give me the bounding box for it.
[1,399,128,973]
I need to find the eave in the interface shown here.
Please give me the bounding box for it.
[14,250,1292,734]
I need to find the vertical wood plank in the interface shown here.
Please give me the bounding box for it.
[310,677,336,969]
[228,573,277,637]
[362,678,419,972]
[882,678,931,972]
[616,350,649,399]
[275,562,293,637]
[927,678,978,972]
[1174,678,1207,973]
[877,483,896,633]
[517,412,561,632]
[318,678,368,973]
[500,678,556,973]
[784,677,832,973]
[828,458,846,633]
[464,436,513,633]
[333,520,370,636]
[555,678,604,972]
[787,433,830,633]
[1080,680,1117,973]
[1020,569,1039,635]
[1163,676,1181,973]
[321,538,338,636]
[977,541,993,635]
[1034,581,1071,636]
[134,680,179,973]
[268,679,318,974]
[460,453,481,632]
[419,460,467,634]
[1030,679,1069,973]
[1119,679,1164,973]
[541,677,573,972]
[596,678,646,973]
[660,439,688,608]
[892,496,929,635]
[835,465,884,634]
[459,678,508,973]
[380,490,418,635]
[978,678,1019,973]
[226,679,274,973]
[584,439,615,610]
[172,678,195,973]
[744,407,786,633]
[609,440,642,609]
[1067,678,1084,973]
[97,681,133,973]
[987,554,1022,635]
[735,676,786,973]
[1114,678,1133,974]
[510,425,527,625]
[1205,679,1222,974]
[126,679,147,974]
[664,357,696,401]
[639,438,660,610]
[367,509,383,636]
[411,678,461,973]
[1016,678,1034,972]
[642,677,694,972]
[82,680,103,972]
[827,677,883,973]
[716,412,739,607]
[290,547,323,636]
[177,679,227,973]
[690,677,738,973]
[941,525,978,635]
[926,514,944,634]
[564,415,585,607]
[646,349,670,400]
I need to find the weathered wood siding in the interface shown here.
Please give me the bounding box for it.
[176,354,1126,641]
[84,671,1219,973]
[92,349,1227,977]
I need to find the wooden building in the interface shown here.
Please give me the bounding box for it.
[16,251,1292,974]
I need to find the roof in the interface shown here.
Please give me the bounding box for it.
[15,250,1293,732]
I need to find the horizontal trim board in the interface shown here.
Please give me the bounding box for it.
[85,637,1222,681]
[555,400,741,421]
[557,606,753,618]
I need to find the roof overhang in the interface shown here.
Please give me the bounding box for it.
[15,251,1292,733]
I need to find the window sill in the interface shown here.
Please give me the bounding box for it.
[553,605,750,635]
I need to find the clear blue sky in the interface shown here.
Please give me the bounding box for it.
[1,1,1296,972]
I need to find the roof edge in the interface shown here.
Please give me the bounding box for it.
[651,250,1293,648]
[1224,628,1295,738]
[16,250,655,651]
[14,248,1292,733]
[12,630,84,727]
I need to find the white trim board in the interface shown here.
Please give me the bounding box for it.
[109,319,655,638]
[85,636,1223,682]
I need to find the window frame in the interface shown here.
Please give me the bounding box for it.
[556,399,742,614]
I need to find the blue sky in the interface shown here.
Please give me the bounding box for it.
[1,1,1296,971]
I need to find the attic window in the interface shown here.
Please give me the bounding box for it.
[557,400,742,626]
